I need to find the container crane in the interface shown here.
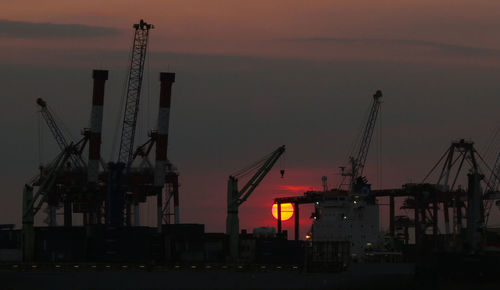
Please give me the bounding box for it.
[226,145,286,259]
[339,90,382,192]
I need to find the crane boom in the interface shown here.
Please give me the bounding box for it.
[340,90,382,190]
[117,19,153,168]
[226,145,286,259]
[237,147,285,204]
[36,98,85,169]
[353,90,382,181]
[106,20,153,227]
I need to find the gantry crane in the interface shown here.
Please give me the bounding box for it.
[226,145,286,259]
[412,139,500,252]
[339,90,382,192]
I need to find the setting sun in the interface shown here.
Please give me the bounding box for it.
[271,203,294,221]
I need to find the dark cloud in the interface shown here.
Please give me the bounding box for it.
[0,19,121,39]
[287,37,500,57]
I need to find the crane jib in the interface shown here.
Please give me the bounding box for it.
[339,90,382,191]
[37,98,86,169]
[117,21,153,169]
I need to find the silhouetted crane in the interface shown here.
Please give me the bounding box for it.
[226,145,286,259]
[339,90,382,192]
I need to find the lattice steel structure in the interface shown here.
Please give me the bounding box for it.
[339,90,382,191]
[352,90,383,181]
[37,98,86,169]
[117,19,153,168]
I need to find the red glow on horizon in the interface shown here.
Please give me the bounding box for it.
[278,185,318,192]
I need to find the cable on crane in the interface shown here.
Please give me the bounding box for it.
[481,125,500,163]
[49,105,76,143]
[279,151,286,178]
[347,98,372,162]
[337,90,382,190]
[231,152,273,178]
[421,147,450,183]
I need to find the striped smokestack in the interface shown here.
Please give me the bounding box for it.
[154,72,175,185]
[88,70,108,183]
[155,72,175,228]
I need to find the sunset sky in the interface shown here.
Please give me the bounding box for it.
[2,1,500,235]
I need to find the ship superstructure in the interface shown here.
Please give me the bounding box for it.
[311,190,379,256]
[313,90,382,257]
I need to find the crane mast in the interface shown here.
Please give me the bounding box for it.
[341,90,382,191]
[106,20,153,227]
[36,98,85,169]
[117,19,153,168]
[226,145,286,259]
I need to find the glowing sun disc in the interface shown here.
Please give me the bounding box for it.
[272,203,294,221]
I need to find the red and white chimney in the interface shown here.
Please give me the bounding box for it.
[155,72,176,226]
[154,72,175,185]
[88,70,108,183]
